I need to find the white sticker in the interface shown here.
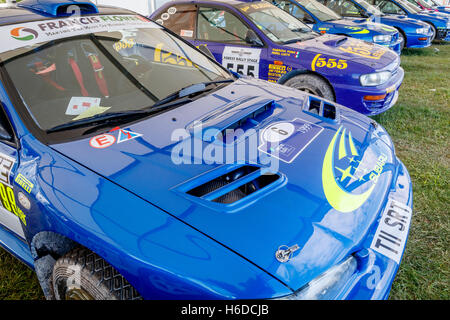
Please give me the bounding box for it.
[66,97,101,115]
[180,29,194,37]
[222,47,261,78]
[161,13,170,20]
[370,198,412,264]
[167,7,177,15]
[0,15,160,54]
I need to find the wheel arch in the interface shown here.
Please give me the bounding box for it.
[277,69,336,101]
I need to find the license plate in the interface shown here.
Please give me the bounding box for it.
[370,198,412,264]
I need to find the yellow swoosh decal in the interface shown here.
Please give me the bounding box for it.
[322,127,376,213]
[349,29,370,34]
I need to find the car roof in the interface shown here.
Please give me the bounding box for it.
[0,3,136,27]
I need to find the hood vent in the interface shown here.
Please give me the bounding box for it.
[305,96,338,122]
[176,165,285,210]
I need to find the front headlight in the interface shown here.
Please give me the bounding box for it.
[278,256,357,300]
[373,34,391,43]
[416,27,428,34]
[360,71,392,86]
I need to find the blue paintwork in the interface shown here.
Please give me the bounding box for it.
[368,0,450,40]
[0,0,413,300]
[267,0,403,54]
[151,0,404,115]
[317,0,434,48]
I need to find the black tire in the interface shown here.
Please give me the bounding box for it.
[283,73,335,101]
[52,247,142,300]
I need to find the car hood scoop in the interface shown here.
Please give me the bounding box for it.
[50,78,397,290]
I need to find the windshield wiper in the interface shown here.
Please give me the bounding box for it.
[47,79,234,134]
[151,79,234,109]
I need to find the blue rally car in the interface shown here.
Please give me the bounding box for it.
[151,0,405,115]
[408,0,450,14]
[318,0,434,49]
[265,0,403,53]
[367,0,450,41]
[0,0,413,300]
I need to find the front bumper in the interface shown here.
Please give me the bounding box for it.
[278,157,413,300]
[405,31,433,48]
[337,158,413,299]
[334,67,405,115]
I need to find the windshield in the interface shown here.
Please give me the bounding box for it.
[296,0,342,21]
[354,0,385,14]
[238,2,317,44]
[412,0,432,8]
[0,15,230,136]
[396,0,421,12]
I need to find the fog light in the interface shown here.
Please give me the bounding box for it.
[364,94,387,101]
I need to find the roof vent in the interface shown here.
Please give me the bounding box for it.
[18,0,98,17]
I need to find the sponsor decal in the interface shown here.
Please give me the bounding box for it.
[311,54,348,71]
[154,43,194,67]
[0,154,26,225]
[180,29,194,38]
[10,27,38,41]
[338,38,387,60]
[90,134,116,149]
[14,174,34,194]
[259,119,324,163]
[90,128,143,148]
[1,15,159,54]
[345,26,370,34]
[113,38,136,52]
[222,47,261,78]
[267,62,292,83]
[17,192,31,211]
[322,126,387,213]
[117,129,143,144]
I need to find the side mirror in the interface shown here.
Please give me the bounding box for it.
[245,30,264,47]
[197,44,216,61]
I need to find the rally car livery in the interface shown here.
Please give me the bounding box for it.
[407,0,450,14]
[0,0,413,300]
[367,0,450,41]
[151,0,404,115]
[318,0,434,49]
[266,0,402,54]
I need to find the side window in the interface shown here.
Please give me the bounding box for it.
[270,0,315,24]
[340,0,365,16]
[197,7,251,44]
[0,104,14,144]
[154,4,197,38]
[372,0,406,14]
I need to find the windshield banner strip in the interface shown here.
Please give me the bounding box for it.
[0,15,160,54]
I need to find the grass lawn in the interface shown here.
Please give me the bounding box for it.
[0,41,448,300]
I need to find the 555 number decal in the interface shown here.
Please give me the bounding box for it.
[311,54,348,71]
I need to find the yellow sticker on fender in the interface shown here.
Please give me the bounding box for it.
[311,54,348,71]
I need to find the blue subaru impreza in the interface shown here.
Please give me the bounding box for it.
[0,0,412,300]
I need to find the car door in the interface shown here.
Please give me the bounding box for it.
[194,5,268,79]
[0,104,25,239]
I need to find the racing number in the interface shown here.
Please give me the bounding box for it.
[154,43,194,67]
[226,62,255,77]
[311,54,347,71]
[0,183,25,226]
